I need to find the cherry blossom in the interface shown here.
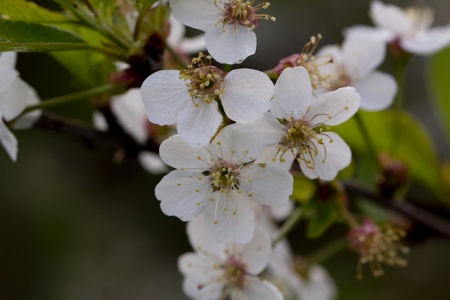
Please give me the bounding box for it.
[179,216,283,300]
[155,124,293,244]
[346,1,450,55]
[317,33,397,111]
[0,52,40,161]
[169,0,275,64]
[348,218,409,279]
[141,53,274,147]
[251,66,360,181]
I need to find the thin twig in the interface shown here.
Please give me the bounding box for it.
[34,112,160,155]
[343,180,450,240]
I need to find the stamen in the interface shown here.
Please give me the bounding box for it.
[179,53,225,105]
[214,0,275,33]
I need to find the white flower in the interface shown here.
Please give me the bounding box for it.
[141,54,274,147]
[179,216,283,300]
[266,239,337,300]
[155,124,293,244]
[169,0,275,64]
[252,66,360,181]
[0,52,40,161]
[347,1,450,55]
[317,33,397,111]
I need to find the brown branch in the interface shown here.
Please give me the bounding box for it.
[34,111,160,155]
[343,180,450,240]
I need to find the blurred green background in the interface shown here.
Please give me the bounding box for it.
[1,0,450,299]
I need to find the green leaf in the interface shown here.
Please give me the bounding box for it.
[292,175,316,204]
[431,47,450,142]
[0,0,69,23]
[50,26,115,87]
[307,202,338,238]
[334,110,442,196]
[0,20,90,52]
[53,50,115,87]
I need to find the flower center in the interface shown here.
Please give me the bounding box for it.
[274,110,334,170]
[328,67,352,90]
[179,53,225,106]
[223,255,248,289]
[405,5,434,33]
[348,218,409,279]
[210,158,241,193]
[274,35,331,90]
[214,0,275,33]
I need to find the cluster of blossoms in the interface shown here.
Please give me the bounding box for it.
[2,0,449,299]
[136,0,447,298]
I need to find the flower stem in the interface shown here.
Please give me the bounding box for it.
[335,183,359,229]
[272,206,306,247]
[305,237,348,267]
[20,84,114,116]
[391,54,411,153]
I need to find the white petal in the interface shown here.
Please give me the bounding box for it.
[342,32,386,79]
[316,45,342,78]
[170,0,222,31]
[267,238,295,277]
[178,253,225,300]
[92,111,108,131]
[308,87,360,127]
[0,75,29,121]
[203,191,255,244]
[239,163,293,206]
[179,34,207,54]
[0,52,16,69]
[353,71,396,111]
[0,116,17,161]
[257,144,296,170]
[186,216,228,259]
[111,88,148,144]
[271,67,313,120]
[140,70,189,125]
[269,201,294,222]
[300,132,351,181]
[177,100,223,147]
[370,1,413,35]
[222,69,273,123]
[137,151,169,174]
[239,277,283,300]
[209,124,263,164]
[300,265,338,300]
[248,113,285,146]
[317,45,343,66]
[10,82,41,130]
[400,25,450,55]
[344,25,394,43]
[167,15,186,48]
[156,170,212,221]
[230,227,271,274]
[205,24,256,64]
[159,135,212,169]
[299,158,318,180]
